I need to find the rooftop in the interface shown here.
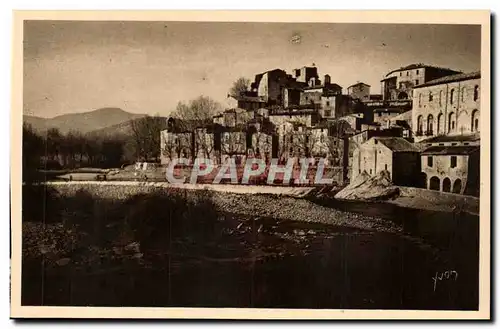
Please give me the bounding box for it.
[375,137,420,152]
[413,71,481,89]
[419,134,480,144]
[422,145,480,156]
[348,82,371,88]
[385,63,461,77]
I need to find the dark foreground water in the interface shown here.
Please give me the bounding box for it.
[22,200,478,310]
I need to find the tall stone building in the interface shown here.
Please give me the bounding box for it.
[412,71,480,142]
[380,64,461,101]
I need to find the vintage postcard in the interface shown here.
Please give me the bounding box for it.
[10,10,491,320]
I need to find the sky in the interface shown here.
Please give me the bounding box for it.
[23,21,481,118]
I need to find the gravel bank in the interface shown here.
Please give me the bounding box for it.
[49,183,402,235]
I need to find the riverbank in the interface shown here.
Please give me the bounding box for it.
[45,180,480,216]
[387,186,479,215]
[46,182,400,234]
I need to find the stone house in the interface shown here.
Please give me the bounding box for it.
[412,71,480,142]
[347,82,371,101]
[418,134,480,196]
[352,137,421,186]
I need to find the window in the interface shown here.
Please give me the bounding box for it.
[416,70,419,75]
[437,113,443,134]
[400,72,402,77]
[326,101,330,106]
[406,72,409,76]
[374,139,378,144]
[427,156,433,167]
[439,143,445,146]
[461,87,466,102]
[384,164,388,170]
[370,169,373,174]
[429,91,433,101]
[464,142,470,145]
[415,79,419,85]
[450,156,457,168]
[399,82,403,89]
[474,85,479,101]
[448,112,455,132]
[378,112,382,117]
[451,143,457,146]
[427,114,434,135]
[419,93,422,107]
[417,115,423,134]
[450,88,455,104]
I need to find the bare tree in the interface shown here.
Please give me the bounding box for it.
[171,96,221,131]
[130,115,167,162]
[229,77,251,97]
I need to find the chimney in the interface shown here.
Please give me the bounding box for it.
[324,74,331,85]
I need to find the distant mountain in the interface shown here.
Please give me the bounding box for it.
[23,108,147,134]
[87,116,169,138]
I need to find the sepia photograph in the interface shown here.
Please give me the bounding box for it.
[10,10,490,320]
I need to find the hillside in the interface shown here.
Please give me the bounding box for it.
[87,116,169,138]
[23,108,146,134]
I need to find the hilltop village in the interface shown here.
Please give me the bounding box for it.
[160,64,481,196]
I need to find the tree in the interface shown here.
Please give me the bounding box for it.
[45,128,62,162]
[22,123,44,182]
[229,77,251,97]
[130,115,167,162]
[171,96,221,131]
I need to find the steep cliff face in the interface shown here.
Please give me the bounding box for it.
[334,170,400,201]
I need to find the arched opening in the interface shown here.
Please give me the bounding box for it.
[442,177,451,192]
[448,112,456,133]
[398,91,408,100]
[453,179,462,194]
[427,114,434,135]
[419,172,428,188]
[429,176,440,191]
[437,113,443,135]
[450,88,455,104]
[417,115,423,134]
[471,109,479,132]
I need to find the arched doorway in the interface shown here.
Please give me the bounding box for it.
[453,179,462,194]
[442,177,451,192]
[419,172,427,188]
[429,176,440,191]
[398,91,408,100]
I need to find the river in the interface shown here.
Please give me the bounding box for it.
[21,197,479,310]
